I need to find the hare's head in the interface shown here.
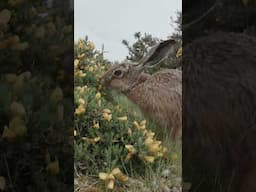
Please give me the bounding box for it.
[101,39,176,92]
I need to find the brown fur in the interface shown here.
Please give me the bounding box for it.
[101,58,182,139]
[183,32,256,192]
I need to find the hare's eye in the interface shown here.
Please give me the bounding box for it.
[113,70,123,77]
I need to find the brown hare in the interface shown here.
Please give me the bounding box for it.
[183,32,256,192]
[101,39,182,139]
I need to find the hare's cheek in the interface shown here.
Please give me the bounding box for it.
[110,79,127,91]
[110,79,121,88]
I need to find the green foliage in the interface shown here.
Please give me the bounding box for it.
[122,32,158,62]
[0,72,73,191]
[0,0,73,74]
[170,11,182,41]
[0,0,73,191]
[74,38,173,191]
[122,12,182,70]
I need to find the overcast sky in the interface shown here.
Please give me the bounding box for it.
[75,0,181,62]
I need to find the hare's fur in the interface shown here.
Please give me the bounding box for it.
[101,40,182,139]
[183,32,256,192]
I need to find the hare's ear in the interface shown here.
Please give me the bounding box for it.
[140,39,176,68]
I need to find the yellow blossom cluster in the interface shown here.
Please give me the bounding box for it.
[102,108,112,121]
[82,136,101,144]
[125,120,167,163]
[75,98,86,115]
[1,102,27,141]
[74,69,86,78]
[74,38,171,191]
[45,152,60,176]
[99,168,128,190]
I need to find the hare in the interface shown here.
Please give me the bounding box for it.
[183,32,256,192]
[101,39,182,139]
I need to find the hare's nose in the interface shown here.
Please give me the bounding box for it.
[100,77,107,87]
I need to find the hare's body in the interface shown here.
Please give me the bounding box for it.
[124,69,181,139]
[183,32,256,192]
[101,39,181,139]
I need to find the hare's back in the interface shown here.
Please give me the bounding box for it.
[151,69,181,92]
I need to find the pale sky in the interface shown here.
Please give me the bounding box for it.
[75,0,181,62]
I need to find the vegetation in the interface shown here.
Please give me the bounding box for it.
[183,0,256,191]
[122,13,182,70]
[0,0,73,191]
[74,36,181,191]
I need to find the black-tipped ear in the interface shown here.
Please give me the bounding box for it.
[140,39,176,67]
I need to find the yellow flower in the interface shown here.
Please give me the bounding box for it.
[75,104,85,115]
[0,9,11,26]
[0,35,23,49]
[143,155,155,163]
[107,179,115,190]
[76,86,87,94]
[79,42,84,49]
[117,116,128,121]
[7,116,27,137]
[1,126,16,141]
[125,153,133,160]
[9,116,24,128]
[88,42,95,50]
[125,144,137,160]
[140,120,146,126]
[88,66,94,72]
[10,102,26,117]
[99,172,115,180]
[147,143,162,154]
[50,87,63,103]
[74,59,79,68]
[46,158,60,175]
[133,121,140,129]
[78,53,85,59]
[95,92,101,100]
[93,120,100,129]
[102,113,112,121]
[8,0,27,7]
[176,47,182,58]
[0,176,6,191]
[172,153,178,160]
[127,128,132,135]
[82,136,101,144]
[97,99,102,107]
[111,168,128,182]
[99,168,128,190]
[11,125,27,137]
[162,147,167,153]
[133,120,146,130]
[103,108,111,114]
[145,130,155,138]
[78,98,85,105]
[75,70,86,78]
[125,145,136,154]
[102,109,112,121]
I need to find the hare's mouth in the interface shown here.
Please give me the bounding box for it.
[100,78,110,89]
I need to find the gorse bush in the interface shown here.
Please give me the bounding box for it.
[0,72,73,191]
[0,0,73,191]
[74,38,171,190]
